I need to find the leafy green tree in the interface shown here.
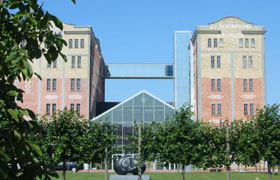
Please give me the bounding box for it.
[80,121,105,172]
[141,122,163,162]
[90,119,117,180]
[190,122,216,170]
[159,105,196,180]
[234,119,262,171]
[254,104,280,180]
[0,0,75,179]
[38,109,87,180]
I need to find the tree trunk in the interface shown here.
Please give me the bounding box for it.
[226,122,230,180]
[104,147,108,180]
[255,165,258,173]
[268,163,272,180]
[138,124,142,180]
[238,164,240,172]
[263,160,266,173]
[181,164,185,180]
[226,166,231,180]
[63,160,66,180]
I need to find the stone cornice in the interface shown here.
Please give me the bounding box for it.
[191,30,221,42]
[63,31,92,35]
[242,30,266,35]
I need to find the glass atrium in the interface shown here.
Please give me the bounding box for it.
[92,90,175,153]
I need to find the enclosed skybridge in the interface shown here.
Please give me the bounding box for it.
[103,63,174,79]
[100,31,192,110]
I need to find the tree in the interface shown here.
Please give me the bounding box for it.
[80,121,106,172]
[234,119,262,172]
[254,104,280,180]
[158,105,196,180]
[97,120,117,180]
[190,122,216,170]
[0,0,75,179]
[38,109,87,180]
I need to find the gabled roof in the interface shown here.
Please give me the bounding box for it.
[91,90,175,121]
[209,16,253,25]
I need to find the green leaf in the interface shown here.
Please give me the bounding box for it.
[14,130,21,140]
[29,142,42,156]
[59,52,67,62]
[7,109,19,122]
[8,90,18,97]
[49,14,63,30]
[14,11,29,18]
[0,151,11,162]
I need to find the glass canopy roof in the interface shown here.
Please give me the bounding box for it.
[92,90,175,124]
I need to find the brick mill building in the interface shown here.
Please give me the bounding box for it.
[191,17,266,123]
[17,23,105,119]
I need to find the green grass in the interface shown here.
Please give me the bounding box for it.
[51,172,280,180]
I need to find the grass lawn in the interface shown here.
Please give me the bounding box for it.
[51,172,280,180]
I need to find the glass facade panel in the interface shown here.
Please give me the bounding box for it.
[165,105,174,121]
[155,99,164,122]
[96,111,112,123]
[123,100,133,125]
[134,93,143,124]
[144,93,153,123]
[174,32,191,108]
[92,91,175,152]
[113,106,122,124]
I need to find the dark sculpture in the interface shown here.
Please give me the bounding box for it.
[113,156,146,175]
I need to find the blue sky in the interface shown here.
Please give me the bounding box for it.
[42,0,280,104]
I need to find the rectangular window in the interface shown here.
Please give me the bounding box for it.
[208,38,211,48]
[217,103,222,115]
[211,79,216,91]
[76,103,80,115]
[249,79,253,91]
[46,104,50,115]
[212,104,216,116]
[251,38,255,48]
[214,38,218,47]
[248,56,253,68]
[70,103,75,111]
[77,56,81,68]
[243,79,248,91]
[47,62,51,68]
[245,38,249,48]
[244,103,248,115]
[71,79,75,91]
[217,79,221,91]
[239,38,244,48]
[52,103,56,114]
[242,56,247,69]
[74,39,78,48]
[166,65,173,76]
[80,39,84,48]
[52,79,57,91]
[69,39,73,49]
[47,79,51,91]
[219,38,224,47]
[76,78,81,91]
[250,103,254,115]
[71,56,75,68]
[217,56,221,68]
[211,56,215,68]
[53,60,57,68]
